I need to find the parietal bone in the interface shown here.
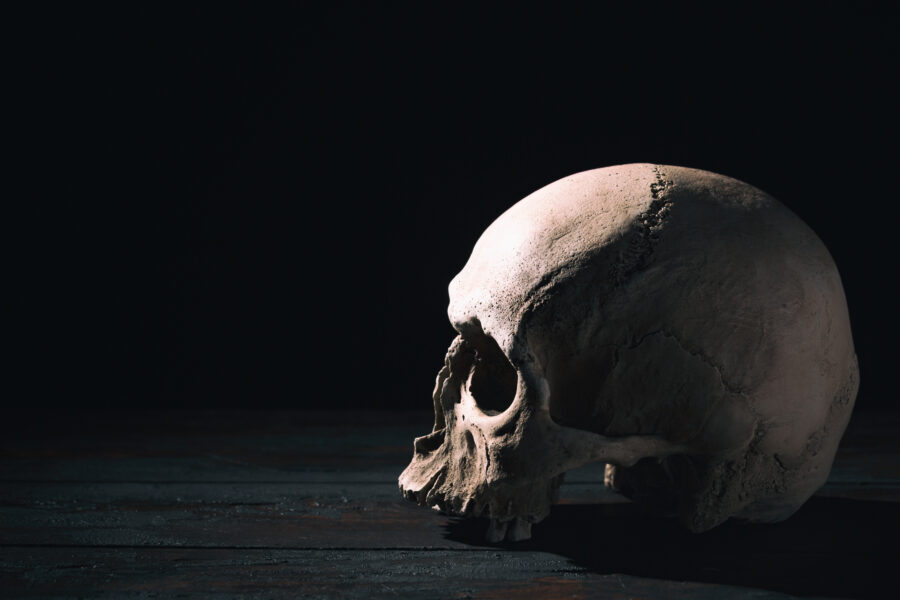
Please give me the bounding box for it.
[399,164,858,542]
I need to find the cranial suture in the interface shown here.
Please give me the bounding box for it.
[398,164,858,542]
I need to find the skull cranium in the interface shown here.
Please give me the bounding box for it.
[399,164,858,542]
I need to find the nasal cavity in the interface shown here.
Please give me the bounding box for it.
[464,430,476,453]
[464,332,518,415]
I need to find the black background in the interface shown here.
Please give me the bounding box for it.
[11,3,897,411]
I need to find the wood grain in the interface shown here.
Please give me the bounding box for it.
[1,409,897,598]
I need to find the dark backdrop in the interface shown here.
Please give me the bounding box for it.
[11,4,896,411]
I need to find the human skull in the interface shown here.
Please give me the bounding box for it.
[398,164,858,542]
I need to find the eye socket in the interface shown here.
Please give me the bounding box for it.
[462,334,518,415]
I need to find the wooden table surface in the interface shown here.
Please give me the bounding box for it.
[1,409,898,599]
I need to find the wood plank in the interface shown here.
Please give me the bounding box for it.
[0,547,865,599]
[1,481,897,553]
[2,471,895,546]
[0,481,626,549]
[1,411,897,485]
[0,410,433,483]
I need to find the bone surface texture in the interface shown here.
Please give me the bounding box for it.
[398,164,858,542]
